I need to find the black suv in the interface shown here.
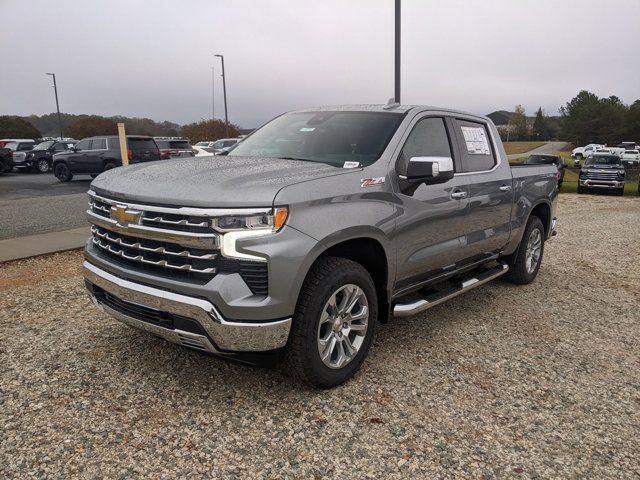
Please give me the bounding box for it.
[525,154,566,186]
[154,138,195,159]
[16,140,77,173]
[52,135,161,182]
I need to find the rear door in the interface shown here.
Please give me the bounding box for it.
[449,118,513,261]
[392,115,472,289]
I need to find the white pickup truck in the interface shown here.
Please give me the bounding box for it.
[572,144,604,160]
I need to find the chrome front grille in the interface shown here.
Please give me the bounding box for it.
[91,226,217,274]
[86,191,269,294]
[585,171,618,180]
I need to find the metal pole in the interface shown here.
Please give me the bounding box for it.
[211,66,216,120]
[215,54,229,137]
[46,73,63,139]
[394,0,401,104]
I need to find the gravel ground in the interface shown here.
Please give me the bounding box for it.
[1,194,639,479]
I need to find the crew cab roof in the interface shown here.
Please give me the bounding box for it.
[290,104,490,122]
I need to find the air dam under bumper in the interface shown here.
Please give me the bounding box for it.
[83,261,291,353]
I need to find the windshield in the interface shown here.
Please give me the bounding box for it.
[585,156,621,166]
[34,141,55,151]
[228,111,405,167]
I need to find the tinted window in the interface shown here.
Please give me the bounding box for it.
[128,138,158,150]
[223,140,237,147]
[454,119,495,172]
[54,143,71,151]
[90,138,107,150]
[397,117,453,173]
[527,155,560,165]
[169,140,191,149]
[212,141,224,149]
[75,139,91,150]
[17,143,33,151]
[584,156,621,166]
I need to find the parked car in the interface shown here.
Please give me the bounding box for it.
[3,141,35,170]
[578,153,625,195]
[154,138,195,159]
[0,138,35,149]
[620,150,640,167]
[525,154,566,186]
[52,135,161,182]
[12,139,77,173]
[0,147,13,174]
[210,137,241,154]
[193,146,216,156]
[84,104,558,388]
[572,143,604,160]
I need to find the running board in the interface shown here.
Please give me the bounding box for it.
[393,263,509,317]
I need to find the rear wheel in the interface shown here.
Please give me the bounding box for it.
[504,216,545,285]
[103,162,116,172]
[284,257,377,388]
[54,163,73,182]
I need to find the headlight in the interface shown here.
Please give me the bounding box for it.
[212,207,288,233]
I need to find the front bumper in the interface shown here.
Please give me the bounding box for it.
[84,261,292,353]
[579,179,624,189]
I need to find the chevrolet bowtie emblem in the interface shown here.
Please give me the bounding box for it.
[110,205,141,225]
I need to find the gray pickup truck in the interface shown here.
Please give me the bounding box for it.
[84,105,558,388]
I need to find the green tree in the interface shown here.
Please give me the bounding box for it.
[508,105,529,140]
[559,90,602,145]
[181,119,240,143]
[624,100,640,141]
[0,116,41,139]
[66,116,118,139]
[532,107,549,140]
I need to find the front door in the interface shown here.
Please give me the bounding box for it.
[68,138,90,172]
[392,115,471,290]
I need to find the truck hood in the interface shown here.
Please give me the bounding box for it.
[90,156,350,207]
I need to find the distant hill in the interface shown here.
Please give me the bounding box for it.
[486,110,559,127]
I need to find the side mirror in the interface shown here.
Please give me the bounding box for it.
[403,156,454,185]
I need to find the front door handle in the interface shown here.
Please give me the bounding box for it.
[499,185,512,192]
[451,190,468,199]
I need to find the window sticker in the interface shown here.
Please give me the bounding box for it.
[461,126,490,155]
[343,161,360,169]
[300,127,315,132]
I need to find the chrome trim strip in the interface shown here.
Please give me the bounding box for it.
[87,209,219,249]
[394,263,508,317]
[88,190,272,217]
[91,226,217,260]
[84,261,291,352]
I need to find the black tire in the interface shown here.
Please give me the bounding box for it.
[504,216,545,285]
[577,185,586,194]
[35,158,50,173]
[103,161,116,172]
[283,257,377,388]
[54,162,73,182]
[575,153,583,160]
[615,188,624,196]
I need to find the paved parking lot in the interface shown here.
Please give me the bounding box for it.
[0,173,91,239]
[1,195,639,478]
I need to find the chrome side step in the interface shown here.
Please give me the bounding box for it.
[393,263,509,317]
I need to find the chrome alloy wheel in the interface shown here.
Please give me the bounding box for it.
[525,227,542,274]
[37,159,49,173]
[316,284,369,369]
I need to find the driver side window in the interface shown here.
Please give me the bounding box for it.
[397,117,453,174]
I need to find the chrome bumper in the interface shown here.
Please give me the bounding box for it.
[83,261,291,353]
[579,179,624,188]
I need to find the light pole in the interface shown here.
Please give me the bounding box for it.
[46,73,63,140]
[394,0,401,104]
[211,65,216,120]
[214,54,229,137]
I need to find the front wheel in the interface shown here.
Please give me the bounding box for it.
[614,188,624,196]
[35,158,50,173]
[504,216,545,285]
[54,163,73,182]
[577,185,586,194]
[284,257,377,388]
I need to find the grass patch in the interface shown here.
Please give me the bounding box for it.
[503,141,546,155]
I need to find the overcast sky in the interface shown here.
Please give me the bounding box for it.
[2,0,639,127]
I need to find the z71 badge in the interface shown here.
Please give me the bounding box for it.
[361,177,385,188]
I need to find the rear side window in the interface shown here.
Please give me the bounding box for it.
[397,117,453,173]
[128,138,158,150]
[169,140,191,149]
[54,143,69,151]
[75,139,90,150]
[90,138,107,150]
[453,120,496,172]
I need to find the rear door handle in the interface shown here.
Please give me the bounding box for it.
[451,190,468,199]
[499,185,512,192]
